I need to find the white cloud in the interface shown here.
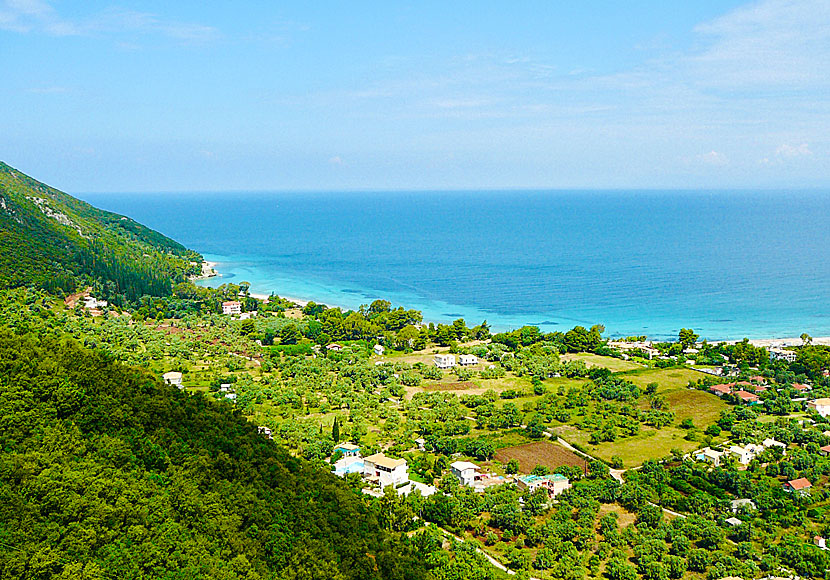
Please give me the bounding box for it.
[328,156,344,166]
[0,1,219,43]
[695,151,729,166]
[776,143,812,158]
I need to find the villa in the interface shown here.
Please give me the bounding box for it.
[769,348,797,362]
[434,353,457,369]
[807,398,830,417]
[784,478,812,495]
[334,442,361,457]
[695,447,724,466]
[458,354,478,366]
[450,461,481,487]
[222,301,242,315]
[373,344,385,356]
[363,453,409,488]
[516,473,571,496]
[163,371,183,389]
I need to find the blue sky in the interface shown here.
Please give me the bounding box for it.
[2,0,828,191]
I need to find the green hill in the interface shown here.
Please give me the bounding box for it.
[0,330,425,579]
[0,162,199,303]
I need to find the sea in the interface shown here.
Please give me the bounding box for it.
[78,189,830,341]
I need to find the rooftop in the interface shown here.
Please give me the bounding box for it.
[365,453,407,470]
[787,477,812,490]
[451,461,480,471]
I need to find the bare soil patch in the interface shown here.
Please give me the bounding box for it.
[494,441,587,473]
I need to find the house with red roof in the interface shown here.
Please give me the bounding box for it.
[792,383,812,393]
[784,478,812,495]
[710,384,733,397]
[734,390,760,404]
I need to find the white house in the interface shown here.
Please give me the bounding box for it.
[225,393,237,402]
[434,353,456,369]
[769,348,797,362]
[333,442,361,457]
[373,344,385,356]
[83,296,108,310]
[726,445,755,465]
[162,371,183,389]
[695,447,724,466]
[219,383,232,392]
[458,354,478,366]
[807,398,830,417]
[222,301,242,315]
[762,438,787,455]
[363,453,409,488]
[239,311,257,320]
[731,498,756,513]
[516,473,571,496]
[450,461,481,487]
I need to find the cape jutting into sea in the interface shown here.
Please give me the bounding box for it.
[80,189,830,341]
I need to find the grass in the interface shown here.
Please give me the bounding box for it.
[560,353,644,372]
[618,367,703,393]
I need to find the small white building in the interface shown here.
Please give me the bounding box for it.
[807,398,830,417]
[769,348,797,362]
[238,311,257,320]
[83,296,108,310]
[373,344,385,356]
[725,517,742,527]
[695,447,724,466]
[333,442,361,457]
[516,473,571,496]
[434,353,456,369]
[731,498,756,513]
[363,453,409,488]
[450,461,481,487]
[222,301,242,315]
[762,438,787,455]
[162,371,183,389]
[458,354,478,366]
[258,426,273,439]
[225,393,237,401]
[219,383,232,392]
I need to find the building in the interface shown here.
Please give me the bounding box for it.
[762,438,787,455]
[792,383,812,393]
[769,348,797,362]
[783,478,812,495]
[725,517,742,527]
[238,311,257,320]
[373,344,385,356]
[258,426,273,439]
[731,498,756,513]
[222,301,242,315]
[710,384,733,397]
[225,393,237,401]
[162,371,183,389]
[607,340,660,360]
[326,343,343,352]
[820,444,830,457]
[434,353,457,369]
[726,445,759,465]
[458,354,478,366]
[516,473,571,496]
[694,447,724,466]
[363,453,409,488]
[83,296,108,310]
[734,390,760,404]
[334,442,361,457]
[450,461,481,487]
[807,398,830,417]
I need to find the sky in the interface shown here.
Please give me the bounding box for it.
[2,0,829,192]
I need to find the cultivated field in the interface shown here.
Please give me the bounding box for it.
[560,353,644,372]
[494,441,587,473]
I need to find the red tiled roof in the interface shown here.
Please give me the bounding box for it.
[710,384,733,394]
[792,383,811,391]
[734,390,759,402]
[787,478,812,490]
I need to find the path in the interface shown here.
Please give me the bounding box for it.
[430,523,541,580]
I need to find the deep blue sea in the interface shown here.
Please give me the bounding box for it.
[79,190,830,341]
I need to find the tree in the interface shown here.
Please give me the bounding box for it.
[332,416,340,443]
[801,332,812,345]
[506,459,520,474]
[678,328,698,350]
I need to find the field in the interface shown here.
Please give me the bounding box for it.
[494,441,588,473]
[560,353,644,372]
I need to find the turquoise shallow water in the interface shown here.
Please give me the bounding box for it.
[80,189,830,341]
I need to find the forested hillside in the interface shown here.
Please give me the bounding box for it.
[0,330,426,579]
[0,162,200,304]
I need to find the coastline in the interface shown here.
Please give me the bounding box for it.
[199,259,830,344]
